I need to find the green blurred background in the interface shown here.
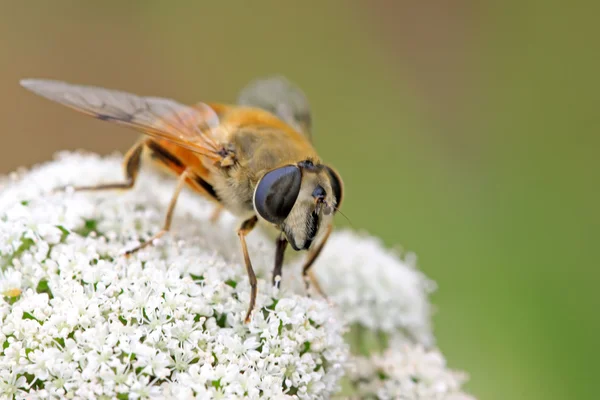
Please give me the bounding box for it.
[1,1,598,398]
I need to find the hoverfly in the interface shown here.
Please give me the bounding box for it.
[20,76,343,322]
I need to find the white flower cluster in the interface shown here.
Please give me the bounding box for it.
[0,153,347,399]
[346,336,474,400]
[0,152,473,399]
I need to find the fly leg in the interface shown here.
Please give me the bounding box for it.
[55,139,146,192]
[124,168,190,256]
[237,216,259,323]
[302,224,332,299]
[272,235,288,288]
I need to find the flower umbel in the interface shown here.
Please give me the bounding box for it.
[0,152,473,399]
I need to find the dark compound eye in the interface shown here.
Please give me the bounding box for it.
[324,166,344,209]
[254,165,302,224]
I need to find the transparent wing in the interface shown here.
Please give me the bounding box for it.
[20,79,222,159]
[237,75,312,139]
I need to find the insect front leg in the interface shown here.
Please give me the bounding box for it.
[124,168,190,256]
[237,216,259,323]
[301,224,332,299]
[272,235,288,288]
[56,139,147,192]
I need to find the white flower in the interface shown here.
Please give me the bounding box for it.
[0,370,27,399]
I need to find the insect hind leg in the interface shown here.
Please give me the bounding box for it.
[56,139,146,192]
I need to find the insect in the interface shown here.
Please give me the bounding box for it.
[20,76,344,322]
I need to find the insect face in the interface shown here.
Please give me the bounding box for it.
[254,161,343,251]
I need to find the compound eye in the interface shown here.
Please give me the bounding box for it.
[324,166,344,209]
[254,165,302,224]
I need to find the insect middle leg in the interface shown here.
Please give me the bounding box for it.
[301,224,333,298]
[59,139,146,192]
[237,216,259,323]
[124,168,190,256]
